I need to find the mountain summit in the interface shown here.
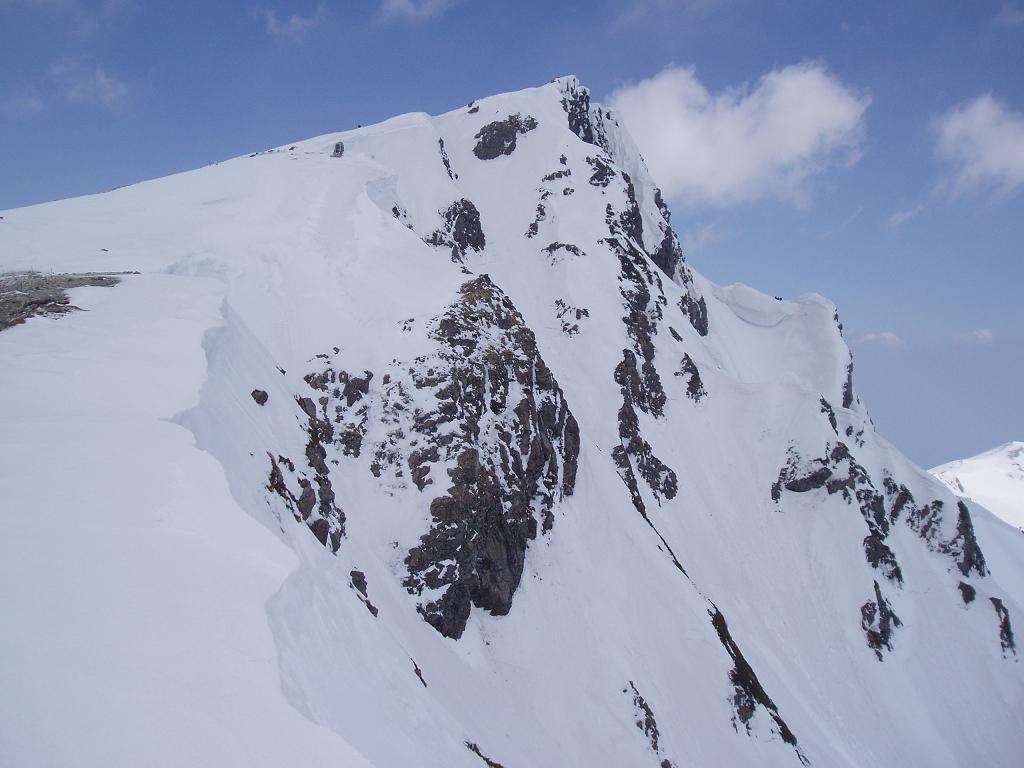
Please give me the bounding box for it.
[1,76,1020,767]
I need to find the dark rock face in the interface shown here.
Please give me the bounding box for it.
[774,444,906,584]
[554,298,589,336]
[610,333,675,510]
[265,436,346,554]
[587,155,616,187]
[401,276,580,639]
[426,199,486,263]
[678,294,708,337]
[286,279,578,641]
[465,741,505,768]
[303,368,373,458]
[603,233,679,518]
[627,681,675,766]
[675,354,705,402]
[542,241,585,264]
[786,466,832,493]
[438,137,458,180]
[472,114,538,160]
[559,78,610,151]
[297,396,347,550]
[903,497,944,544]
[331,141,344,158]
[862,533,902,585]
[842,357,855,409]
[268,387,352,557]
[710,607,807,763]
[613,393,678,515]
[990,598,1017,657]
[250,389,269,406]
[391,203,412,229]
[819,397,838,434]
[610,237,667,417]
[948,501,988,578]
[610,172,645,247]
[650,223,685,282]
[891,483,988,580]
[958,581,977,604]
[628,681,662,752]
[542,168,571,182]
[880,479,1007,659]
[411,657,427,687]
[861,580,902,660]
[771,450,830,501]
[654,187,671,222]
[525,202,546,238]
[349,569,379,617]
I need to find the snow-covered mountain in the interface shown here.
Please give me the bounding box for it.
[1,77,1020,767]
[932,443,1024,531]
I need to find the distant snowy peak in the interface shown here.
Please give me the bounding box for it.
[931,442,1024,530]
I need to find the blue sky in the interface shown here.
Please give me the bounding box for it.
[1,0,1022,468]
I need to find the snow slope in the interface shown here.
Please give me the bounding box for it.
[1,77,1021,767]
[932,442,1024,530]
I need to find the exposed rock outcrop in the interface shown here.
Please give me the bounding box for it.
[426,199,486,263]
[402,276,579,638]
[473,114,538,160]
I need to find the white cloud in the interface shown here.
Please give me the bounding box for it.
[607,62,870,206]
[994,3,1024,27]
[49,61,128,107]
[934,94,1024,197]
[954,329,994,345]
[255,2,327,41]
[860,332,904,350]
[378,0,457,21]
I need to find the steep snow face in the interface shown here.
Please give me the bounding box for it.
[1,76,1022,768]
[932,443,1024,530]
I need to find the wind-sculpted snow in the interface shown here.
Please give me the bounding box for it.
[1,75,1022,768]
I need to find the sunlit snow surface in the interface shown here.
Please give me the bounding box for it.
[1,78,1021,767]
[932,443,1024,531]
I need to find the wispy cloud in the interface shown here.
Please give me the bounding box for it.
[378,0,458,21]
[4,93,45,114]
[0,0,133,36]
[994,3,1024,27]
[681,221,725,257]
[953,329,994,345]
[888,203,925,228]
[607,62,870,206]
[934,93,1024,197]
[609,0,732,27]
[254,2,327,41]
[860,332,904,350]
[49,60,128,108]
